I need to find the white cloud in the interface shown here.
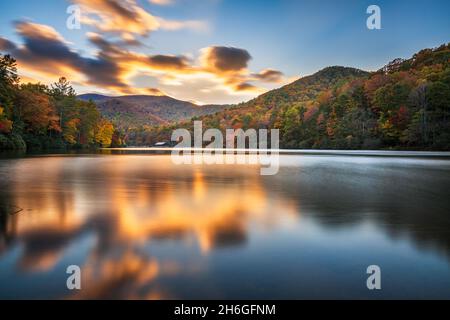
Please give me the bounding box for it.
[149,0,174,6]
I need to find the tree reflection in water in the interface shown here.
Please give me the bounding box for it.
[0,154,449,299]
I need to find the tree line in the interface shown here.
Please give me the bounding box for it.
[0,54,118,151]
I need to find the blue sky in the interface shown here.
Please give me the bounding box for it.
[0,0,449,104]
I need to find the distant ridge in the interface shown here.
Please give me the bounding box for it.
[77,94,229,129]
[77,93,112,102]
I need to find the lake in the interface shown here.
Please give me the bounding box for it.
[1,150,450,299]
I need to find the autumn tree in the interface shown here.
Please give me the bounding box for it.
[95,119,114,147]
[0,106,13,134]
[15,84,60,134]
[0,55,19,118]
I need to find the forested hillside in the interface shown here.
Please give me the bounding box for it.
[78,94,229,130]
[131,43,450,150]
[2,43,449,151]
[0,55,117,151]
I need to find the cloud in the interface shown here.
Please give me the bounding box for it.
[72,0,208,40]
[157,18,209,32]
[73,0,160,39]
[86,32,124,55]
[16,22,66,42]
[0,38,17,51]
[198,46,281,94]
[87,32,195,75]
[251,69,284,83]
[201,46,252,73]
[148,54,191,70]
[233,82,261,93]
[197,46,263,93]
[2,21,127,91]
[146,87,166,96]
[149,0,174,6]
[0,25,194,93]
[0,21,285,103]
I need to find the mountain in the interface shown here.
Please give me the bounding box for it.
[129,43,450,150]
[77,94,229,129]
[76,93,111,102]
[236,66,370,112]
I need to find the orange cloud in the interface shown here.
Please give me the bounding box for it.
[73,0,207,40]
[74,0,160,38]
[251,69,284,83]
[201,46,252,74]
[0,22,128,92]
[145,87,166,96]
[233,82,262,93]
[16,22,66,42]
[0,21,285,101]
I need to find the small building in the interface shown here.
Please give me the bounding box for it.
[154,142,169,147]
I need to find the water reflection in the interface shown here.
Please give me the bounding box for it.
[0,154,450,299]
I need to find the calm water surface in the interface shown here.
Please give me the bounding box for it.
[0,152,450,299]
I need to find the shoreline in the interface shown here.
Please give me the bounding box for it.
[101,147,450,158]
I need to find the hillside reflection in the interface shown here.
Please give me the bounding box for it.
[0,155,297,299]
[0,154,450,299]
